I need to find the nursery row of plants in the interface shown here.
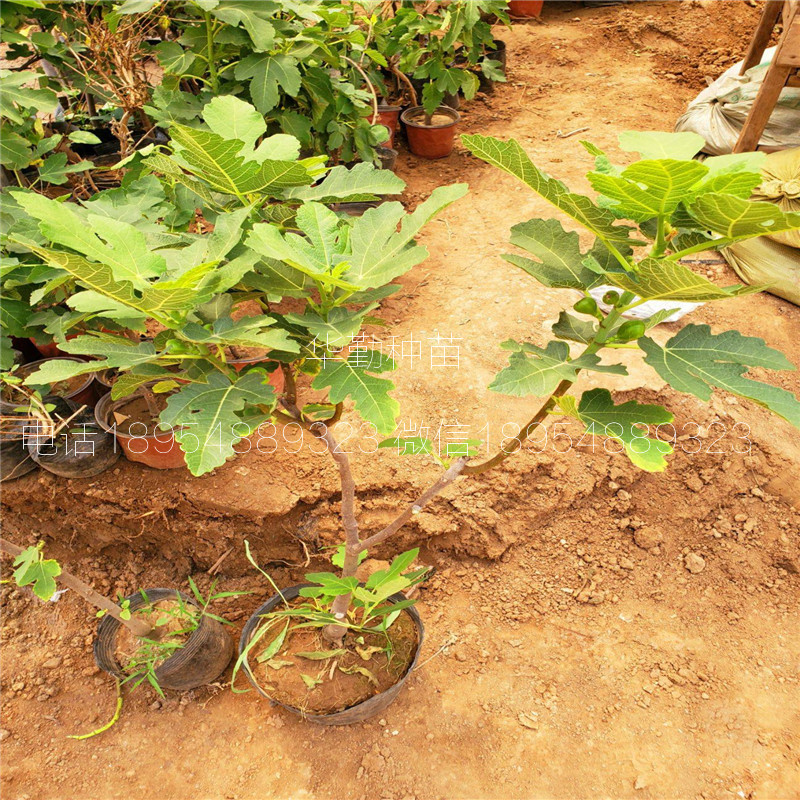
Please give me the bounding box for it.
[3,114,800,721]
[0,0,511,186]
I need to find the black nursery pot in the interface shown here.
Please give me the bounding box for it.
[0,430,37,482]
[477,39,508,94]
[376,146,398,171]
[27,414,120,479]
[238,584,425,726]
[94,588,234,692]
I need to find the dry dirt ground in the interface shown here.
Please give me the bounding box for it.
[2,3,800,799]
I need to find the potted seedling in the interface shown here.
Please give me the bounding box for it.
[232,130,800,724]
[0,371,60,482]
[0,539,237,701]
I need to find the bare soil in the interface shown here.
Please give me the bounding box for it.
[2,3,799,800]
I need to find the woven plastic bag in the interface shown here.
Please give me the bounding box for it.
[722,236,800,307]
[751,147,800,249]
[675,47,800,155]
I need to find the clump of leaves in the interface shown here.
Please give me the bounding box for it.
[456,129,800,472]
[2,101,466,475]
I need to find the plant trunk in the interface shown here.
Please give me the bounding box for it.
[0,537,152,638]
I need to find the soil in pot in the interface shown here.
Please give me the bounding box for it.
[7,358,97,409]
[95,390,186,469]
[94,588,233,691]
[115,598,197,676]
[401,106,460,159]
[246,598,419,716]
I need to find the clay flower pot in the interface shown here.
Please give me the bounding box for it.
[94,390,186,470]
[508,0,544,17]
[375,104,402,148]
[401,106,460,159]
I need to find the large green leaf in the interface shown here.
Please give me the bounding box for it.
[13,192,167,286]
[212,0,278,51]
[589,159,709,223]
[0,128,32,168]
[36,153,92,185]
[685,194,800,245]
[24,337,159,384]
[66,290,149,325]
[550,311,598,344]
[282,162,405,202]
[235,53,301,114]
[557,388,673,471]
[202,95,267,151]
[161,371,276,476]
[82,175,172,224]
[343,184,468,288]
[180,316,299,353]
[608,257,758,302]
[490,340,626,397]
[312,351,399,435]
[285,305,377,349]
[0,70,58,123]
[504,218,602,290]
[169,124,310,196]
[22,246,196,323]
[640,324,800,427]
[461,134,635,257]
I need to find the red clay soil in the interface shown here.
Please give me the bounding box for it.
[2,3,799,799]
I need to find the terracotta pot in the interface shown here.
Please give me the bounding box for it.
[94,391,186,470]
[11,357,97,409]
[30,335,80,359]
[375,104,401,148]
[401,106,460,159]
[508,0,543,17]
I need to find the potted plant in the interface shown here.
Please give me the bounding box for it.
[231,130,800,723]
[0,539,236,699]
[3,106,463,475]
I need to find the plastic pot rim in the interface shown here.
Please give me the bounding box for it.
[17,357,95,404]
[238,583,424,724]
[401,105,460,130]
[93,388,183,442]
[93,587,227,683]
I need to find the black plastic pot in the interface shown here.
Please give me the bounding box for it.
[0,432,37,482]
[477,39,508,94]
[27,412,120,479]
[94,588,234,691]
[238,584,424,726]
[376,146,398,171]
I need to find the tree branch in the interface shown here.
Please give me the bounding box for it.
[0,537,152,638]
[359,457,469,551]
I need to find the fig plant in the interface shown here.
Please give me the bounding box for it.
[250,130,800,650]
[2,101,465,475]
